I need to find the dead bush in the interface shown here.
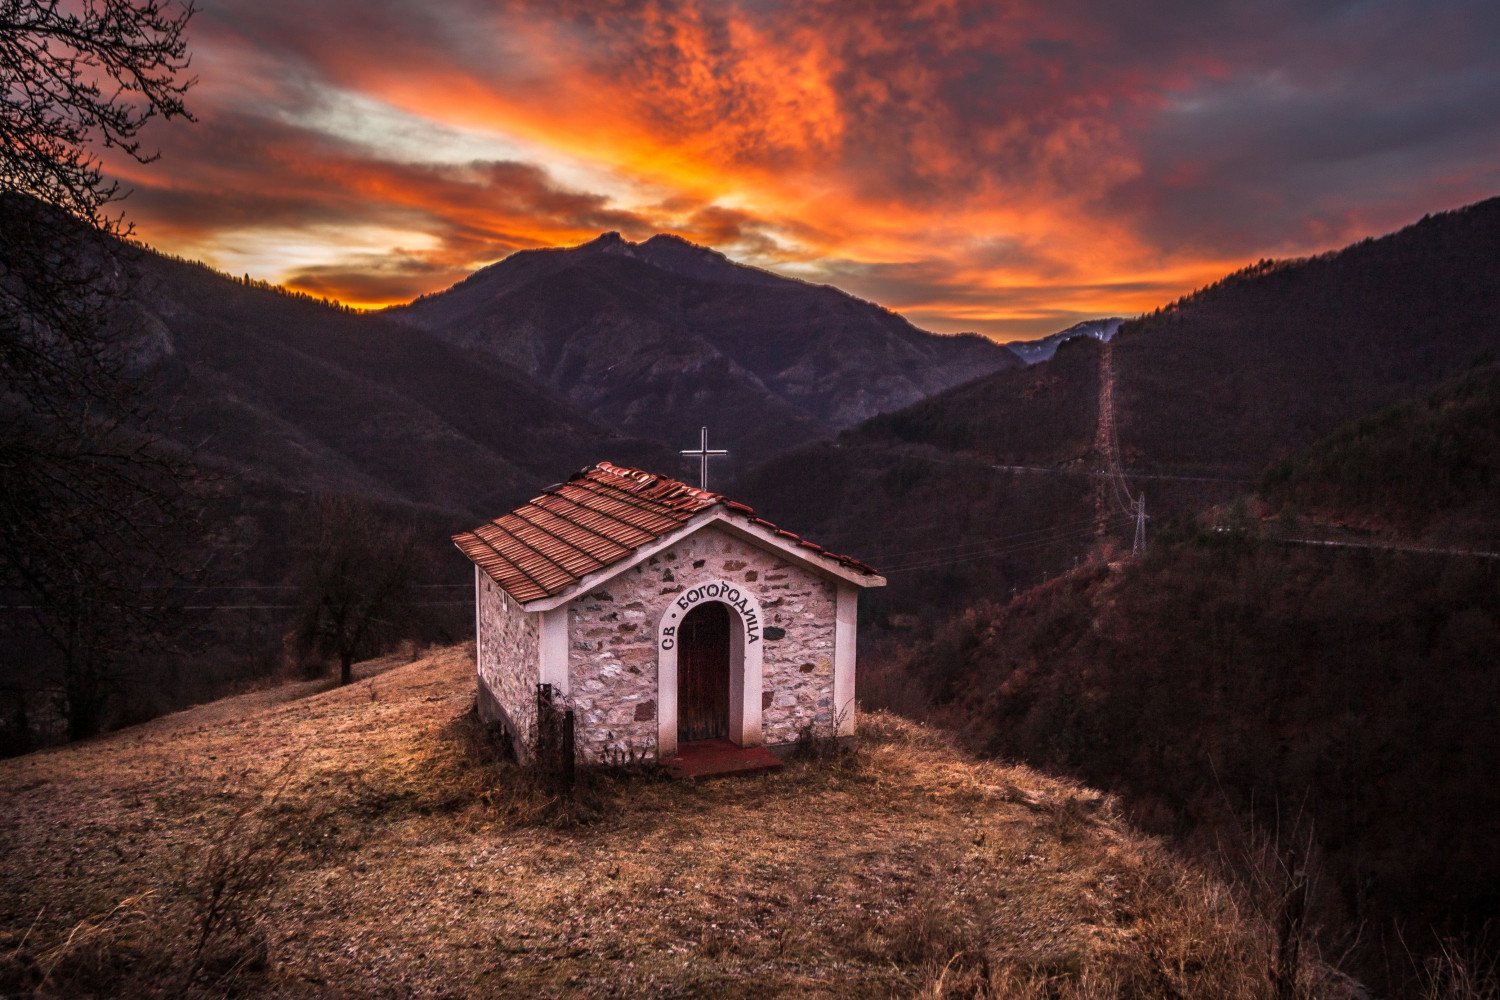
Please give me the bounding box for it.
[176,761,326,989]
[855,880,990,982]
[1041,793,1099,844]
[788,704,864,775]
[448,704,620,829]
[2,761,325,997]
[10,892,168,996]
[1105,852,1359,1000]
[1415,939,1500,1000]
[914,958,1124,1000]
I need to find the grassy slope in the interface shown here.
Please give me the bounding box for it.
[0,649,1326,999]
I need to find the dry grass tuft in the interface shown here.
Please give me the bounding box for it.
[1416,940,1500,1000]
[1,761,327,997]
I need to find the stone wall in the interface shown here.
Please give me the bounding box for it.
[477,573,540,756]
[567,525,837,761]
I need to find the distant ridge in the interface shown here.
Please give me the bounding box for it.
[390,232,1017,461]
[1006,318,1124,365]
[0,198,674,518]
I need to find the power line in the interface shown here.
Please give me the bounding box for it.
[883,520,1126,574]
[870,516,1104,563]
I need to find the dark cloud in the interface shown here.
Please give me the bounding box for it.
[286,254,464,302]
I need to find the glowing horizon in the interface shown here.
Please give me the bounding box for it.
[104,0,1500,340]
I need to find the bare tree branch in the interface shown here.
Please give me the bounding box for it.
[1,0,198,740]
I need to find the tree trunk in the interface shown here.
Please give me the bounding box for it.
[339,653,353,686]
[65,657,106,741]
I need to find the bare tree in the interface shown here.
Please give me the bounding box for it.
[291,497,419,686]
[2,0,195,230]
[1,0,198,739]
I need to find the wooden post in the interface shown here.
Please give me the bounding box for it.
[561,708,576,793]
[536,682,574,794]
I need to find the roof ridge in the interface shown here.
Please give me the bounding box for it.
[453,461,879,606]
[564,477,713,524]
[591,461,723,505]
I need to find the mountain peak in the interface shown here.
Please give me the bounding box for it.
[394,227,1017,454]
[578,230,724,265]
[639,232,707,253]
[579,231,628,251]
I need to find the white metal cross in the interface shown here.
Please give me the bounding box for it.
[680,426,728,491]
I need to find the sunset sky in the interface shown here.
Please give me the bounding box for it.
[108,0,1500,340]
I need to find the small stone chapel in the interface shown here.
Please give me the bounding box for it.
[452,462,885,767]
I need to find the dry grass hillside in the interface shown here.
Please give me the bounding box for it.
[1,648,1355,998]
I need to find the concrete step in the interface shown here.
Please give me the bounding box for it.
[663,738,784,780]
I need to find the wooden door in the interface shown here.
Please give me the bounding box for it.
[678,601,730,742]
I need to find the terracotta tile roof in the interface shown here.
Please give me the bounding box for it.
[453,461,879,605]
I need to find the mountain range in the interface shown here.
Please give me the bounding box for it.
[389,231,1016,460]
[5,194,1499,679]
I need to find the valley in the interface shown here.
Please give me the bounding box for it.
[5,195,1500,996]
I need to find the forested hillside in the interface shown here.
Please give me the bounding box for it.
[1114,197,1500,476]
[1260,364,1500,544]
[0,208,673,744]
[734,337,1108,624]
[876,366,1500,992]
[734,198,1500,629]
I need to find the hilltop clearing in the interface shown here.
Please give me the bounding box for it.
[0,648,1352,998]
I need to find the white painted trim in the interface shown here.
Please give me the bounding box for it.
[473,565,482,672]
[833,584,858,737]
[516,509,885,612]
[715,516,887,591]
[655,578,765,759]
[539,607,570,695]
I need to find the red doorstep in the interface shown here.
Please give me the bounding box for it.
[663,738,784,780]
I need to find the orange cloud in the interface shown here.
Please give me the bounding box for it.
[102,0,1500,336]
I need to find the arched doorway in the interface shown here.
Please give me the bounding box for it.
[677,601,730,742]
[656,578,764,758]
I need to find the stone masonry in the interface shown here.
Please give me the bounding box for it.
[567,525,837,762]
[476,573,539,754]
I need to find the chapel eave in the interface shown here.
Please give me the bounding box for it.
[487,510,885,614]
[452,462,883,610]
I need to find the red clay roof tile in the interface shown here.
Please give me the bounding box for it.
[453,462,879,605]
